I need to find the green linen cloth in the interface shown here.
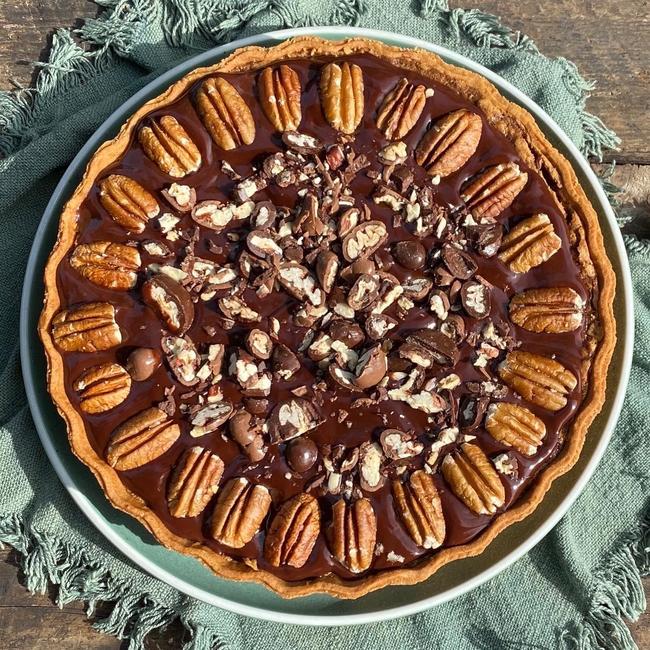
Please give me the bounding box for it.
[0,1,647,648]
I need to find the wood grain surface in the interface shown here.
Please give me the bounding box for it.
[0,1,648,648]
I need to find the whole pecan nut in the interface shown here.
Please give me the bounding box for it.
[392,469,445,549]
[328,498,377,573]
[376,77,428,140]
[73,362,131,414]
[51,302,122,352]
[138,115,202,178]
[259,65,302,132]
[167,446,224,518]
[70,241,140,290]
[509,286,584,333]
[99,174,159,233]
[264,492,320,568]
[498,350,577,411]
[210,477,272,547]
[195,77,255,150]
[441,443,505,515]
[319,61,364,134]
[498,214,562,273]
[485,402,547,456]
[106,407,180,471]
[415,109,482,177]
[461,162,528,219]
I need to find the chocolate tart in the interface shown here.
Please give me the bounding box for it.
[39,37,615,598]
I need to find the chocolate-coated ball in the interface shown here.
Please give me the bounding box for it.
[286,438,318,473]
[393,240,426,270]
[125,347,162,381]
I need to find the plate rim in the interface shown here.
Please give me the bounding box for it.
[19,25,634,625]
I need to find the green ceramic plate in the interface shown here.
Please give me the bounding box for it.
[20,27,633,625]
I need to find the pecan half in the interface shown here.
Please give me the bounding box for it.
[415,109,482,178]
[498,214,562,273]
[319,61,364,134]
[328,498,376,573]
[392,470,445,549]
[264,493,320,568]
[195,77,255,150]
[376,78,428,140]
[106,407,180,471]
[498,351,577,411]
[70,242,140,290]
[99,174,159,233]
[509,286,584,333]
[461,162,528,219]
[73,362,131,414]
[167,446,224,518]
[138,115,202,178]
[210,477,272,547]
[51,302,121,352]
[259,65,301,132]
[342,221,388,262]
[441,443,505,515]
[485,402,546,456]
[142,274,195,334]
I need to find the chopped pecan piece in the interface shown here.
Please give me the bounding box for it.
[195,77,255,150]
[99,174,159,232]
[161,335,200,386]
[319,61,364,134]
[259,65,302,132]
[485,402,546,456]
[268,398,321,443]
[342,221,388,262]
[264,493,320,568]
[210,477,272,547]
[218,296,260,323]
[376,77,428,140]
[328,498,376,573]
[358,441,385,492]
[277,263,324,306]
[392,470,445,549]
[167,446,224,518]
[70,241,140,290]
[415,109,482,178]
[51,302,121,352]
[441,443,505,515]
[510,286,584,333]
[190,401,234,437]
[191,199,254,231]
[461,162,528,219]
[142,274,195,334]
[380,429,423,459]
[498,351,577,411]
[498,214,562,273]
[106,407,180,471]
[73,362,131,414]
[138,115,201,178]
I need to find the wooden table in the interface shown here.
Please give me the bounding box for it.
[0,1,648,647]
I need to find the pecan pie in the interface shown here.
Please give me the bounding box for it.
[39,37,615,598]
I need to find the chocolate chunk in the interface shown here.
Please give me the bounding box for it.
[407,329,460,366]
[441,245,478,280]
[251,201,277,230]
[459,395,489,430]
[329,321,365,348]
[393,240,426,270]
[354,346,387,389]
[347,273,380,310]
[272,344,300,380]
[467,221,503,258]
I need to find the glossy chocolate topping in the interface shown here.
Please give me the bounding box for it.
[52,53,592,583]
